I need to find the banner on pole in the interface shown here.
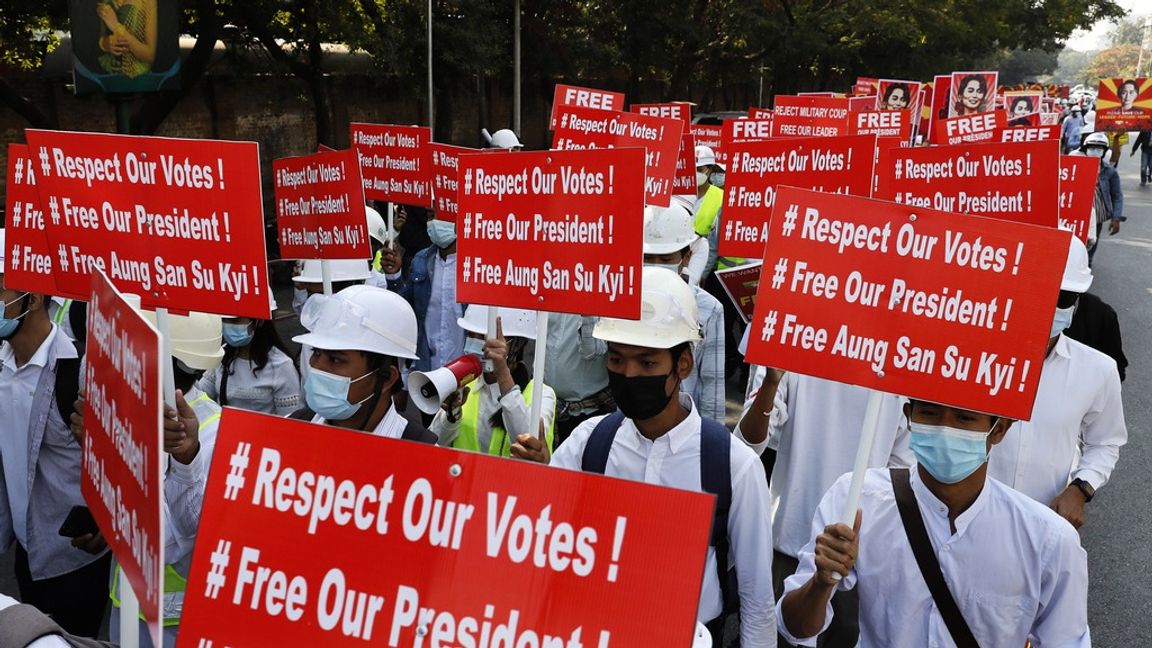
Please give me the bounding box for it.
[273,148,369,260]
[1058,155,1100,244]
[772,96,851,137]
[349,123,433,207]
[4,144,58,294]
[550,84,626,131]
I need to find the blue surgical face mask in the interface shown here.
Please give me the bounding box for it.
[909,422,992,484]
[464,336,485,361]
[427,220,457,249]
[709,171,726,189]
[1050,305,1075,338]
[222,322,254,348]
[0,292,30,340]
[304,367,374,421]
[644,261,684,277]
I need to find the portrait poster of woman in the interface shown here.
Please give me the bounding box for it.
[948,71,998,118]
[1096,78,1152,131]
[876,79,922,112]
[1004,92,1042,127]
[69,0,181,95]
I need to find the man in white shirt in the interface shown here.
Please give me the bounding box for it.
[390,217,465,374]
[737,369,910,647]
[292,285,437,443]
[515,268,776,647]
[778,399,1090,647]
[988,236,1126,527]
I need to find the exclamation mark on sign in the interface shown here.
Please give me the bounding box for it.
[608,166,615,194]
[340,160,346,180]
[627,266,634,295]
[218,160,225,190]
[1026,190,1032,212]
[342,195,349,212]
[1026,153,1032,174]
[606,516,627,583]
[608,214,614,244]
[251,264,260,295]
[223,211,232,242]
[847,146,854,167]
[659,125,665,140]
[1071,164,1077,181]
[1000,298,1013,331]
[1011,242,1023,275]
[1018,359,1031,392]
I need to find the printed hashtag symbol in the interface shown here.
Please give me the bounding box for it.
[733,152,741,171]
[894,161,902,180]
[562,113,570,128]
[49,197,60,225]
[464,169,473,195]
[771,258,788,289]
[11,203,21,227]
[14,157,24,184]
[198,640,214,648]
[203,539,231,599]
[464,213,473,238]
[38,147,50,176]
[462,257,472,282]
[10,245,20,270]
[57,244,70,272]
[725,219,733,239]
[780,204,799,237]
[761,311,778,343]
[435,176,442,189]
[223,442,250,501]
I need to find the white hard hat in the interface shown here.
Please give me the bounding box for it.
[490,129,522,149]
[594,267,702,348]
[694,145,724,171]
[140,310,224,371]
[293,285,419,359]
[691,622,713,648]
[457,304,538,339]
[1062,235,1093,293]
[365,206,388,244]
[643,203,697,254]
[292,259,371,284]
[1082,132,1109,149]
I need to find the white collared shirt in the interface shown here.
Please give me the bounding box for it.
[197,347,302,416]
[736,368,912,557]
[0,324,75,545]
[988,333,1126,504]
[551,394,777,647]
[312,403,408,439]
[777,467,1091,647]
[426,252,463,369]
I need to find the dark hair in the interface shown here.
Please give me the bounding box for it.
[219,319,297,406]
[959,74,987,96]
[883,83,910,105]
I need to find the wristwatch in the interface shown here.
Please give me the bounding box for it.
[1070,478,1095,503]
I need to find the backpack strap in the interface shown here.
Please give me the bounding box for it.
[54,357,81,427]
[287,406,316,421]
[580,411,626,473]
[401,420,438,444]
[890,468,981,648]
[699,418,736,613]
[67,300,88,356]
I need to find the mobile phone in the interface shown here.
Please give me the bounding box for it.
[58,505,99,538]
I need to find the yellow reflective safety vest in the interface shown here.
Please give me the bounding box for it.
[51,299,72,326]
[454,381,554,456]
[694,185,724,236]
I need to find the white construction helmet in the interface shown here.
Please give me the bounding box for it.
[594,267,702,348]
[458,304,538,339]
[694,144,724,170]
[1082,131,1109,149]
[1062,235,1093,293]
[140,310,224,371]
[643,203,697,254]
[293,285,419,359]
[365,206,388,244]
[292,259,371,284]
[490,129,522,149]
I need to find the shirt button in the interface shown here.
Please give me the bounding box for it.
[938,506,946,513]
[943,545,951,552]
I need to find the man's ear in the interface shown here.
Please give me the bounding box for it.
[988,418,1015,447]
[675,346,694,380]
[902,401,912,421]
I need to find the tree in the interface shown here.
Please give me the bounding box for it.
[1083,44,1142,81]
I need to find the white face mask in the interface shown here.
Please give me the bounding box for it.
[696,171,709,187]
[1086,147,1107,159]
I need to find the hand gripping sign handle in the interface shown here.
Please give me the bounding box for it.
[528,312,550,444]
[831,389,883,582]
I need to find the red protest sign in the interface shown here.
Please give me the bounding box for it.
[673,131,697,194]
[1095,78,1152,131]
[691,124,725,165]
[745,187,1068,420]
[1059,156,1099,244]
[714,262,763,323]
[927,75,951,144]
[748,107,773,119]
[24,129,270,319]
[429,143,484,222]
[273,149,369,260]
[178,409,713,647]
[552,105,684,206]
[455,148,645,317]
[876,80,923,112]
[550,83,626,130]
[83,270,164,644]
[850,110,912,140]
[722,118,775,150]
[998,124,1060,143]
[772,95,851,137]
[349,123,433,206]
[848,96,875,112]
[630,102,691,123]
[4,144,58,294]
[720,134,876,258]
[934,110,1008,145]
[948,71,999,118]
[875,139,1060,227]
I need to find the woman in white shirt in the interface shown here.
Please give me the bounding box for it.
[197,316,302,416]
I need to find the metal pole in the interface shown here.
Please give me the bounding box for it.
[513,0,521,136]
[427,0,434,137]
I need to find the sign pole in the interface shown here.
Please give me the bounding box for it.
[839,390,883,527]
[120,582,139,648]
[529,312,549,442]
[321,260,334,296]
[386,202,396,249]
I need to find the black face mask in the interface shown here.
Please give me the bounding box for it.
[607,369,677,421]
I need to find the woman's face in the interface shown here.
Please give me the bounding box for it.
[1012,100,1031,117]
[885,89,907,110]
[962,80,985,111]
[1120,84,1137,109]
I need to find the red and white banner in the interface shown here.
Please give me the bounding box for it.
[4,144,58,294]
[1059,156,1100,244]
[349,123,433,206]
[83,270,163,645]
[719,135,876,257]
[24,129,270,319]
[748,107,773,119]
[714,262,763,324]
[178,409,713,647]
[630,102,691,123]
[875,139,1060,227]
[552,105,684,206]
[998,124,1060,143]
[673,131,697,194]
[456,148,645,317]
[273,149,369,260]
[550,84,626,130]
[1095,78,1152,131]
[850,110,912,140]
[429,143,484,222]
[721,118,775,151]
[691,124,725,166]
[772,96,851,137]
[745,187,1068,420]
[935,111,1008,145]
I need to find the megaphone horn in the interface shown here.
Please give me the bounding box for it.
[407,354,484,415]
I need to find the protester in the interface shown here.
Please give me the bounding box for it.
[514,268,776,647]
[1108,131,1128,168]
[1066,291,1128,382]
[0,232,109,638]
[543,311,616,446]
[196,309,302,416]
[365,205,403,288]
[1130,129,1152,186]
[488,128,523,151]
[1061,105,1085,154]
[642,203,726,422]
[291,285,436,442]
[388,217,465,374]
[1081,132,1124,254]
[737,368,910,647]
[777,399,1090,646]
[432,305,556,456]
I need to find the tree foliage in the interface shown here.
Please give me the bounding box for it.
[1083,44,1142,80]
